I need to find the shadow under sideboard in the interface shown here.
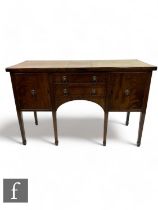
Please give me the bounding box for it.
[0,116,135,146]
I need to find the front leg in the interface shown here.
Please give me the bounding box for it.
[125,112,130,126]
[137,111,146,147]
[17,110,26,145]
[103,111,109,146]
[52,111,58,145]
[34,111,38,125]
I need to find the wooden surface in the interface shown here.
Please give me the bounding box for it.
[6,60,157,72]
[7,60,157,146]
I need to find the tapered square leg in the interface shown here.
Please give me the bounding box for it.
[103,112,109,146]
[17,110,26,145]
[125,112,130,126]
[34,111,38,125]
[52,111,58,145]
[137,111,146,147]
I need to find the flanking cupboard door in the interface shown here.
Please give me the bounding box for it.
[11,73,51,110]
[108,72,150,111]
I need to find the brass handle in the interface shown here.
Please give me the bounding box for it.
[92,75,97,82]
[124,89,130,96]
[31,89,36,96]
[91,88,96,95]
[63,88,68,95]
[62,76,67,82]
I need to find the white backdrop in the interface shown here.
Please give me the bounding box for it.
[0,0,158,209]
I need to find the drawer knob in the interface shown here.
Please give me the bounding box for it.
[92,75,97,82]
[62,76,67,82]
[124,89,130,96]
[63,88,68,95]
[91,88,96,95]
[31,89,37,96]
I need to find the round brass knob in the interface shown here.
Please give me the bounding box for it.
[31,89,36,96]
[92,75,97,82]
[62,76,67,82]
[124,89,130,96]
[63,88,68,95]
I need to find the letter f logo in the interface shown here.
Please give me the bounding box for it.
[11,182,21,200]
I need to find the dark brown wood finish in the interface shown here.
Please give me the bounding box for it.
[109,72,149,111]
[103,112,109,146]
[34,111,38,125]
[52,111,58,145]
[6,60,157,146]
[17,110,26,145]
[137,111,146,146]
[54,72,106,83]
[125,112,130,126]
[11,73,51,110]
[54,84,105,97]
[55,97,105,110]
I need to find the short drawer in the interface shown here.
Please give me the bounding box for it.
[54,73,106,83]
[54,84,105,97]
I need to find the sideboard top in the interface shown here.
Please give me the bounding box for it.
[6,60,157,72]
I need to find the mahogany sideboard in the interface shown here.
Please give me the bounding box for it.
[6,60,157,146]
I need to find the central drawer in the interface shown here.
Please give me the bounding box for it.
[54,73,106,83]
[54,84,105,97]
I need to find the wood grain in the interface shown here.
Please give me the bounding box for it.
[12,73,51,109]
[108,72,149,111]
[6,60,157,72]
[7,60,157,146]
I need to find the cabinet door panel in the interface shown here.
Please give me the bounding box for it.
[109,73,149,111]
[12,73,51,110]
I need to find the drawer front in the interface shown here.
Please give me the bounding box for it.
[109,73,149,111]
[12,73,51,109]
[54,73,106,83]
[54,84,105,97]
